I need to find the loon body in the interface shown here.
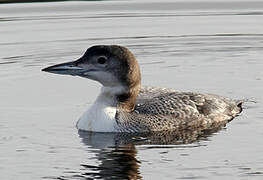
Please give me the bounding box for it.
[42,45,242,132]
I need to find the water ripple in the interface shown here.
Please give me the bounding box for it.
[1,10,263,22]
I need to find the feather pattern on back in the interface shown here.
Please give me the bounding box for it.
[115,86,242,132]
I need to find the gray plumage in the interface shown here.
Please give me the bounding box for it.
[116,86,242,132]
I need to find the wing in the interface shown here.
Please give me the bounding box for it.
[137,86,241,115]
[136,87,203,120]
[116,86,242,132]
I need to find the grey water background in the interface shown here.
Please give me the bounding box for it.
[0,0,263,179]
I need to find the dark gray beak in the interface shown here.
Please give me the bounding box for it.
[42,61,85,76]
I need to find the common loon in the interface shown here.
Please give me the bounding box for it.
[42,45,243,133]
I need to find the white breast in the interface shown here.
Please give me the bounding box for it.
[76,88,118,132]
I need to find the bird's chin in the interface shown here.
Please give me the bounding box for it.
[78,70,104,83]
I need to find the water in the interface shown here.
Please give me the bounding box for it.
[0,0,263,179]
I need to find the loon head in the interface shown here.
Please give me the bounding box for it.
[42,45,141,112]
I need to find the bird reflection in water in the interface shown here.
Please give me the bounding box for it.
[58,122,227,180]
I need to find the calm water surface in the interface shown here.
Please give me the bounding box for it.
[0,0,263,179]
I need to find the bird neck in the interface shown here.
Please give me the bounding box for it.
[101,83,140,112]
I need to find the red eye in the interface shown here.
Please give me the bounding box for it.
[97,57,107,64]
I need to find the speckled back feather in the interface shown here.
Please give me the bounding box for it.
[115,86,242,132]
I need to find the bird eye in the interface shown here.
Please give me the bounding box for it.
[97,56,107,64]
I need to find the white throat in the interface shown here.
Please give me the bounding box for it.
[76,86,126,132]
